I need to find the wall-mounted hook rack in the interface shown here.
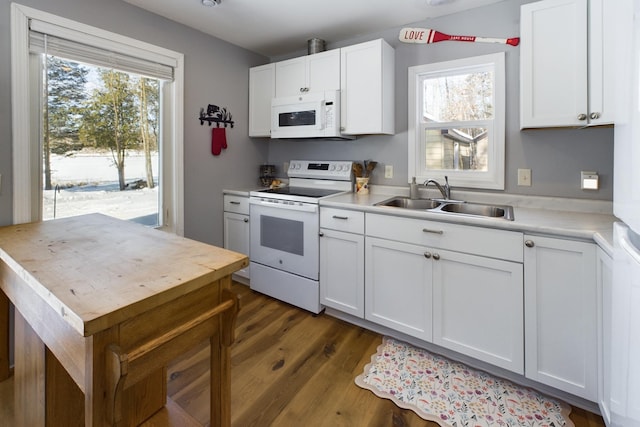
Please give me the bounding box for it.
[199,104,235,128]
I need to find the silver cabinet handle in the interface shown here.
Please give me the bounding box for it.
[422,228,444,235]
[332,215,349,220]
[424,252,432,259]
[577,113,588,121]
[433,253,440,261]
[229,201,240,205]
[243,218,249,223]
[319,231,324,237]
[525,240,535,248]
[590,112,601,120]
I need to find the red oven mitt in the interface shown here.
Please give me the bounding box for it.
[211,127,227,156]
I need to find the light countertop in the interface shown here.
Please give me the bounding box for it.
[320,187,617,256]
[224,185,617,255]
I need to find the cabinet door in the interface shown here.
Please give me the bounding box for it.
[588,0,615,125]
[320,228,364,317]
[223,212,250,279]
[340,39,395,135]
[275,57,307,97]
[275,50,340,97]
[249,63,275,137]
[365,237,432,341]
[307,49,340,93]
[524,235,597,400]
[432,249,524,374]
[520,0,588,128]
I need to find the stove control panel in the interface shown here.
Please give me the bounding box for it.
[288,160,353,181]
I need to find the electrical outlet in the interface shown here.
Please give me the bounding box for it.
[385,165,393,179]
[283,162,289,174]
[517,168,531,186]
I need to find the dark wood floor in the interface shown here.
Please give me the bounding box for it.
[166,282,606,427]
[0,281,607,426]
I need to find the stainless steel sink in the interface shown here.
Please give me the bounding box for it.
[439,202,514,220]
[376,197,442,210]
[374,197,514,220]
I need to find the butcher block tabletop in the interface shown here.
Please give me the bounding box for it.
[0,213,248,337]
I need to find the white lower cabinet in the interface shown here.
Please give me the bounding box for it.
[319,208,365,317]
[320,228,364,317]
[365,237,433,342]
[364,213,524,372]
[524,234,598,401]
[316,207,605,401]
[432,250,524,374]
[223,195,250,280]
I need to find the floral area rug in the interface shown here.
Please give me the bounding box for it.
[355,337,574,427]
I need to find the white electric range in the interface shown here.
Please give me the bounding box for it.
[249,160,353,313]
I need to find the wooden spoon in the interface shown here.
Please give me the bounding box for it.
[353,162,364,178]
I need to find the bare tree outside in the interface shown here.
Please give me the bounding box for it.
[422,70,493,171]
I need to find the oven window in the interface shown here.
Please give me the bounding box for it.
[260,215,304,255]
[278,110,316,127]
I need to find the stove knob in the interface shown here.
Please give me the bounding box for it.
[330,165,336,171]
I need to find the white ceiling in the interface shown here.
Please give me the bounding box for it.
[123,0,507,57]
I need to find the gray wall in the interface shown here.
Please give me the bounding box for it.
[0,0,270,246]
[266,0,614,200]
[0,0,614,246]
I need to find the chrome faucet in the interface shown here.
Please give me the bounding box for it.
[423,176,451,200]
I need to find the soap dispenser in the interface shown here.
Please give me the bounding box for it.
[410,177,419,199]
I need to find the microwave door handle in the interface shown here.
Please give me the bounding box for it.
[317,100,326,131]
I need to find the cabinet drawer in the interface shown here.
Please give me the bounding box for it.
[223,195,249,215]
[366,213,523,262]
[320,208,364,234]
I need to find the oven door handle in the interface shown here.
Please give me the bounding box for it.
[249,198,319,213]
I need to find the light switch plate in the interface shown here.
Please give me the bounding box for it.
[517,168,531,186]
[385,165,393,179]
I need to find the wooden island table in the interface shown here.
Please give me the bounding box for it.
[0,214,248,426]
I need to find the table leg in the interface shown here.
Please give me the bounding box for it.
[210,276,238,427]
[0,291,9,381]
[210,332,231,427]
[14,310,45,427]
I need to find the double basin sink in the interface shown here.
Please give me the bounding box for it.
[374,196,515,221]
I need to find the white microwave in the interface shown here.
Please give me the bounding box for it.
[270,90,352,139]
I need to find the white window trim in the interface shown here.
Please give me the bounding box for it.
[408,52,505,190]
[10,3,184,235]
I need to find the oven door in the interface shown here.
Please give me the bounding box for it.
[249,198,319,280]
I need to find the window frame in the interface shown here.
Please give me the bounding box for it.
[11,3,185,234]
[408,52,505,190]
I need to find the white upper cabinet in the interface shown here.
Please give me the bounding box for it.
[248,63,275,137]
[275,49,340,97]
[520,0,614,128]
[248,39,395,137]
[340,39,395,135]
